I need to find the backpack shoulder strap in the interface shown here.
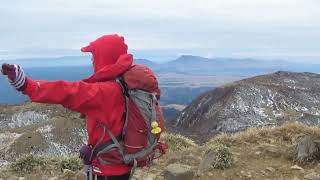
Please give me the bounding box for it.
[116,76,130,137]
[116,76,129,97]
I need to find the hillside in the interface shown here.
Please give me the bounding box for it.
[175,71,320,141]
[0,103,87,164]
[0,122,319,180]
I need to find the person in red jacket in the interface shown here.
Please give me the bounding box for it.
[1,34,136,180]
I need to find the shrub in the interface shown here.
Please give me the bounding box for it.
[205,133,235,148]
[10,154,45,174]
[160,132,196,151]
[60,156,83,171]
[209,144,233,169]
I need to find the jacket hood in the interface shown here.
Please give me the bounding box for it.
[81,34,128,72]
[83,54,133,83]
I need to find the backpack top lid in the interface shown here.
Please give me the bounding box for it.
[123,65,161,99]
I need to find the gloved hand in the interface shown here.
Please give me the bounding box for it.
[1,64,27,91]
[79,144,93,165]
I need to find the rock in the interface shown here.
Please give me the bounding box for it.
[255,151,261,155]
[292,176,300,180]
[207,172,213,177]
[163,163,194,180]
[290,165,304,171]
[260,170,267,176]
[304,172,320,180]
[198,149,216,172]
[266,167,276,173]
[18,177,25,180]
[240,171,252,178]
[295,136,320,162]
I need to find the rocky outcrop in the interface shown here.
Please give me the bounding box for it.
[294,136,320,162]
[0,103,87,161]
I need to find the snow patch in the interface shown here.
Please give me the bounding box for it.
[8,111,49,128]
[37,125,52,134]
[0,160,9,167]
[0,132,22,146]
[48,142,72,157]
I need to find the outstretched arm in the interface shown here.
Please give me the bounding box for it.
[1,63,106,115]
[23,78,102,114]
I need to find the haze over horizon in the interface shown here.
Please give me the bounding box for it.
[1,0,320,63]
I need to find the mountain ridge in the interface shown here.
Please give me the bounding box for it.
[174,71,320,141]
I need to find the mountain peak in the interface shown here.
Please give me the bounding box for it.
[175,55,211,62]
[133,58,157,67]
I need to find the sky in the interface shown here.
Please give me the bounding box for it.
[0,0,320,63]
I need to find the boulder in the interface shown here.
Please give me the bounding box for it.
[163,163,194,180]
[295,136,320,162]
[198,149,216,173]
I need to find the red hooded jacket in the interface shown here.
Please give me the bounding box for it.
[23,34,140,176]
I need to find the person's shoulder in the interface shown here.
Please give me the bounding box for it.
[96,81,122,91]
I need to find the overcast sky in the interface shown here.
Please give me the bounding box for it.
[0,0,319,62]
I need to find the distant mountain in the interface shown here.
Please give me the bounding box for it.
[2,55,320,107]
[161,55,320,76]
[2,55,320,75]
[168,55,213,65]
[174,71,320,140]
[134,58,157,67]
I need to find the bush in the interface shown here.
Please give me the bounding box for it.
[10,154,45,174]
[205,133,235,148]
[60,156,83,171]
[160,133,196,151]
[210,144,233,170]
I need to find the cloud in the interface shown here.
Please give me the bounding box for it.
[0,0,319,62]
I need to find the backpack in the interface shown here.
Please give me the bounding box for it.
[91,64,167,177]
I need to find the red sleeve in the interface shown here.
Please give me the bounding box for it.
[23,78,104,115]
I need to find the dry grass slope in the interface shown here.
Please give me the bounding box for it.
[0,122,320,180]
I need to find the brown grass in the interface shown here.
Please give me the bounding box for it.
[1,122,320,180]
[235,122,320,144]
